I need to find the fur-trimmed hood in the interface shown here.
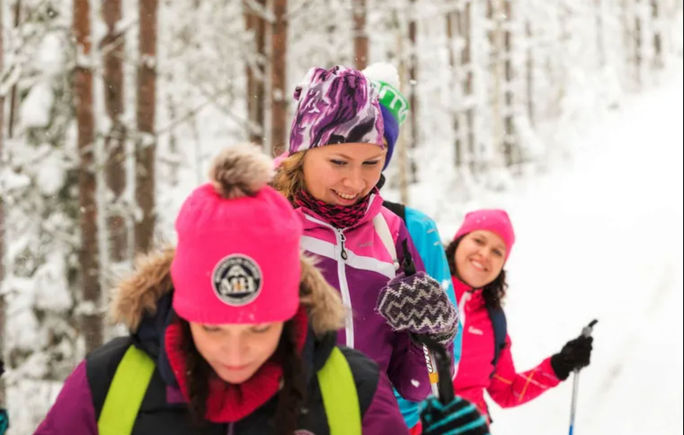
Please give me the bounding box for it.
[110,247,345,335]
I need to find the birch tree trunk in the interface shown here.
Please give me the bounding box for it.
[270,0,288,156]
[74,0,103,352]
[352,0,368,69]
[102,0,128,263]
[135,0,158,253]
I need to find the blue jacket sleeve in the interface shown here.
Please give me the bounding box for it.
[403,207,462,366]
[386,221,433,402]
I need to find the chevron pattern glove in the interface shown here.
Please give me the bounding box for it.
[376,271,459,345]
[421,396,490,435]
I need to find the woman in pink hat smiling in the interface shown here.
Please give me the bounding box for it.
[446,209,594,426]
[35,145,409,435]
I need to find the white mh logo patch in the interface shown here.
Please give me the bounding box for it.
[211,254,263,306]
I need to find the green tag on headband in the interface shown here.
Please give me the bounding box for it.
[371,80,410,125]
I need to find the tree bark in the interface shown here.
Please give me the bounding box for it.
[525,19,535,127]
[352,0,368,69]
[244,0,266,146]
[446,10,462,167]
[407,0,418,181]
[135,0,158,254]
[102,0,127,263]
[0,0,6,407]
[595,0,606,69]
[502,0,516,168]
[7,0,20,138]
[461,1,475,172]
[270,0,288,156]
[74,0,103,352]
[634,0,642,86]
[651,0,663,68]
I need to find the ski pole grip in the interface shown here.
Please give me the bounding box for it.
[581,319,598,337]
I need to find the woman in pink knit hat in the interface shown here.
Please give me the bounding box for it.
[446,209,594,425]
[36,145,409,435]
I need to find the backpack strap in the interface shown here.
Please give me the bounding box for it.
[317,347,361,435]
[373,213,400,272]
[485,305,507,377]
[382,200,406,222]
[98,345,155,435]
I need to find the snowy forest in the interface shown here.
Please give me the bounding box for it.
[0,0,682,433]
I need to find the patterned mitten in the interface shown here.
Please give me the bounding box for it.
[376,271,459,345]
[421,396,490,435]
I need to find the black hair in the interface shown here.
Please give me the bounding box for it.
[445,235,508,309]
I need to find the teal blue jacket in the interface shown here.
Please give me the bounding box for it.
[393,206,463,428]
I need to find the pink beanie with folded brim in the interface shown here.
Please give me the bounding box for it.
[453,209,516,261]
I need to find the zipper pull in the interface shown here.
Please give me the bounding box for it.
[339,230,348,260]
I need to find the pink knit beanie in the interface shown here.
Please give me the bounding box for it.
[453,209,516,261]
[171,144,303,324]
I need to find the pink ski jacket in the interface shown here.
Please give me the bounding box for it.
[295,191,433,402]
[451,276,560,418]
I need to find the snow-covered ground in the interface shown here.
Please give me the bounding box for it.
[447,64,684,434]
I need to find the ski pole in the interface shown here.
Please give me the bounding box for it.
[422,343,441,397]
[417,336,455,404]
[568,319,597,435]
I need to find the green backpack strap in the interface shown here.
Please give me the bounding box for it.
[98,345,155,435]
[317,347,361,435]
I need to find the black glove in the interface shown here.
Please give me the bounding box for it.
[421,396,490,435]
[0,359,4,377]
[550,335,593,380]
[376,271,459,346]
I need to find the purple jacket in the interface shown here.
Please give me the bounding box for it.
[34,249,408,435]
[297,191,432,401]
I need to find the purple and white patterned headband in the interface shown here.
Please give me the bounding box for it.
[288,65,385,154]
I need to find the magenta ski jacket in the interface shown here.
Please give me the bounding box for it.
[451,276,561,418]
[296,191,433,402]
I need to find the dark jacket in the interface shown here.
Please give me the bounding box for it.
[35,249,408,434]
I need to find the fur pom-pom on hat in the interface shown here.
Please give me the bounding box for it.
[209,143,275,199]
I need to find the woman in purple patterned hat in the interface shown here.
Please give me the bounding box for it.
[273,65,459,415]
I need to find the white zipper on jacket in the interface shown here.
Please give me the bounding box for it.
[302,213,355,348]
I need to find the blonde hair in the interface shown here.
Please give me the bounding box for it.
[272,151,307,203]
